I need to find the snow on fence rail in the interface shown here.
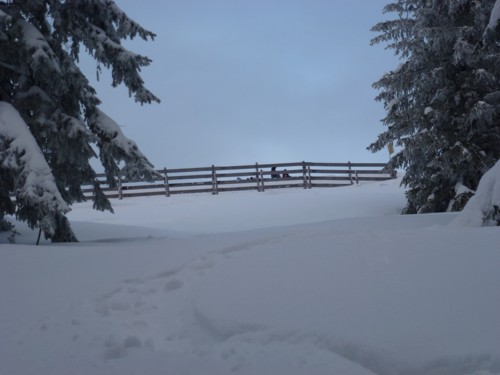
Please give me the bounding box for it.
[82,161,396,200]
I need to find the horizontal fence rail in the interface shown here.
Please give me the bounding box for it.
[82,161,396,200]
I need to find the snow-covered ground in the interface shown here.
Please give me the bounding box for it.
[1,178,499,375]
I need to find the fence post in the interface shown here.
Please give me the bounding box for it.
[355,170,359,184]
[255,162,261,192]
[260,169,265,192]
[348,161,353,185]
[117,173,123,200]
[164,168,170,197]
[302,161,307,189]
[212,165,218,195]
[307,166,312,189]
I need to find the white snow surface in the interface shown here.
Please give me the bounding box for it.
[1,179,499,375]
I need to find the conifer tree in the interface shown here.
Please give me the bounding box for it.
[0,0,159,242]
[370,0,500,213]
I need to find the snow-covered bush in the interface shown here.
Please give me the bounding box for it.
[452,159,500,226]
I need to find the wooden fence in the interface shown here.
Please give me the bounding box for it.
[82,161,396,200]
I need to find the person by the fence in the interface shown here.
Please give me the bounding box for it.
[271,166,280,179]
[282,169,290,178]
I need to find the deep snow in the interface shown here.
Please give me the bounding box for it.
[1,178,499,375]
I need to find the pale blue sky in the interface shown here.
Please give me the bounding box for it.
[86,1,399,169]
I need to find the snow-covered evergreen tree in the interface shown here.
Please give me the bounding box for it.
[0,1,159,242]
[370,0,500,214]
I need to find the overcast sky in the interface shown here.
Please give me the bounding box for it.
[86,1,399,169]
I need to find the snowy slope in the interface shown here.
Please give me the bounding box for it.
[1,179,499,375]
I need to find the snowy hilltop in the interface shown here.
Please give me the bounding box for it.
[1,178,499,375]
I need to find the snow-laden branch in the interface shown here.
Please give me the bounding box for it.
[0,101,69,235]
[92,108,144,157]
[18,19,61,74]
[486,0,500,32]
[89,108,156,182]
[51,0,160,104]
